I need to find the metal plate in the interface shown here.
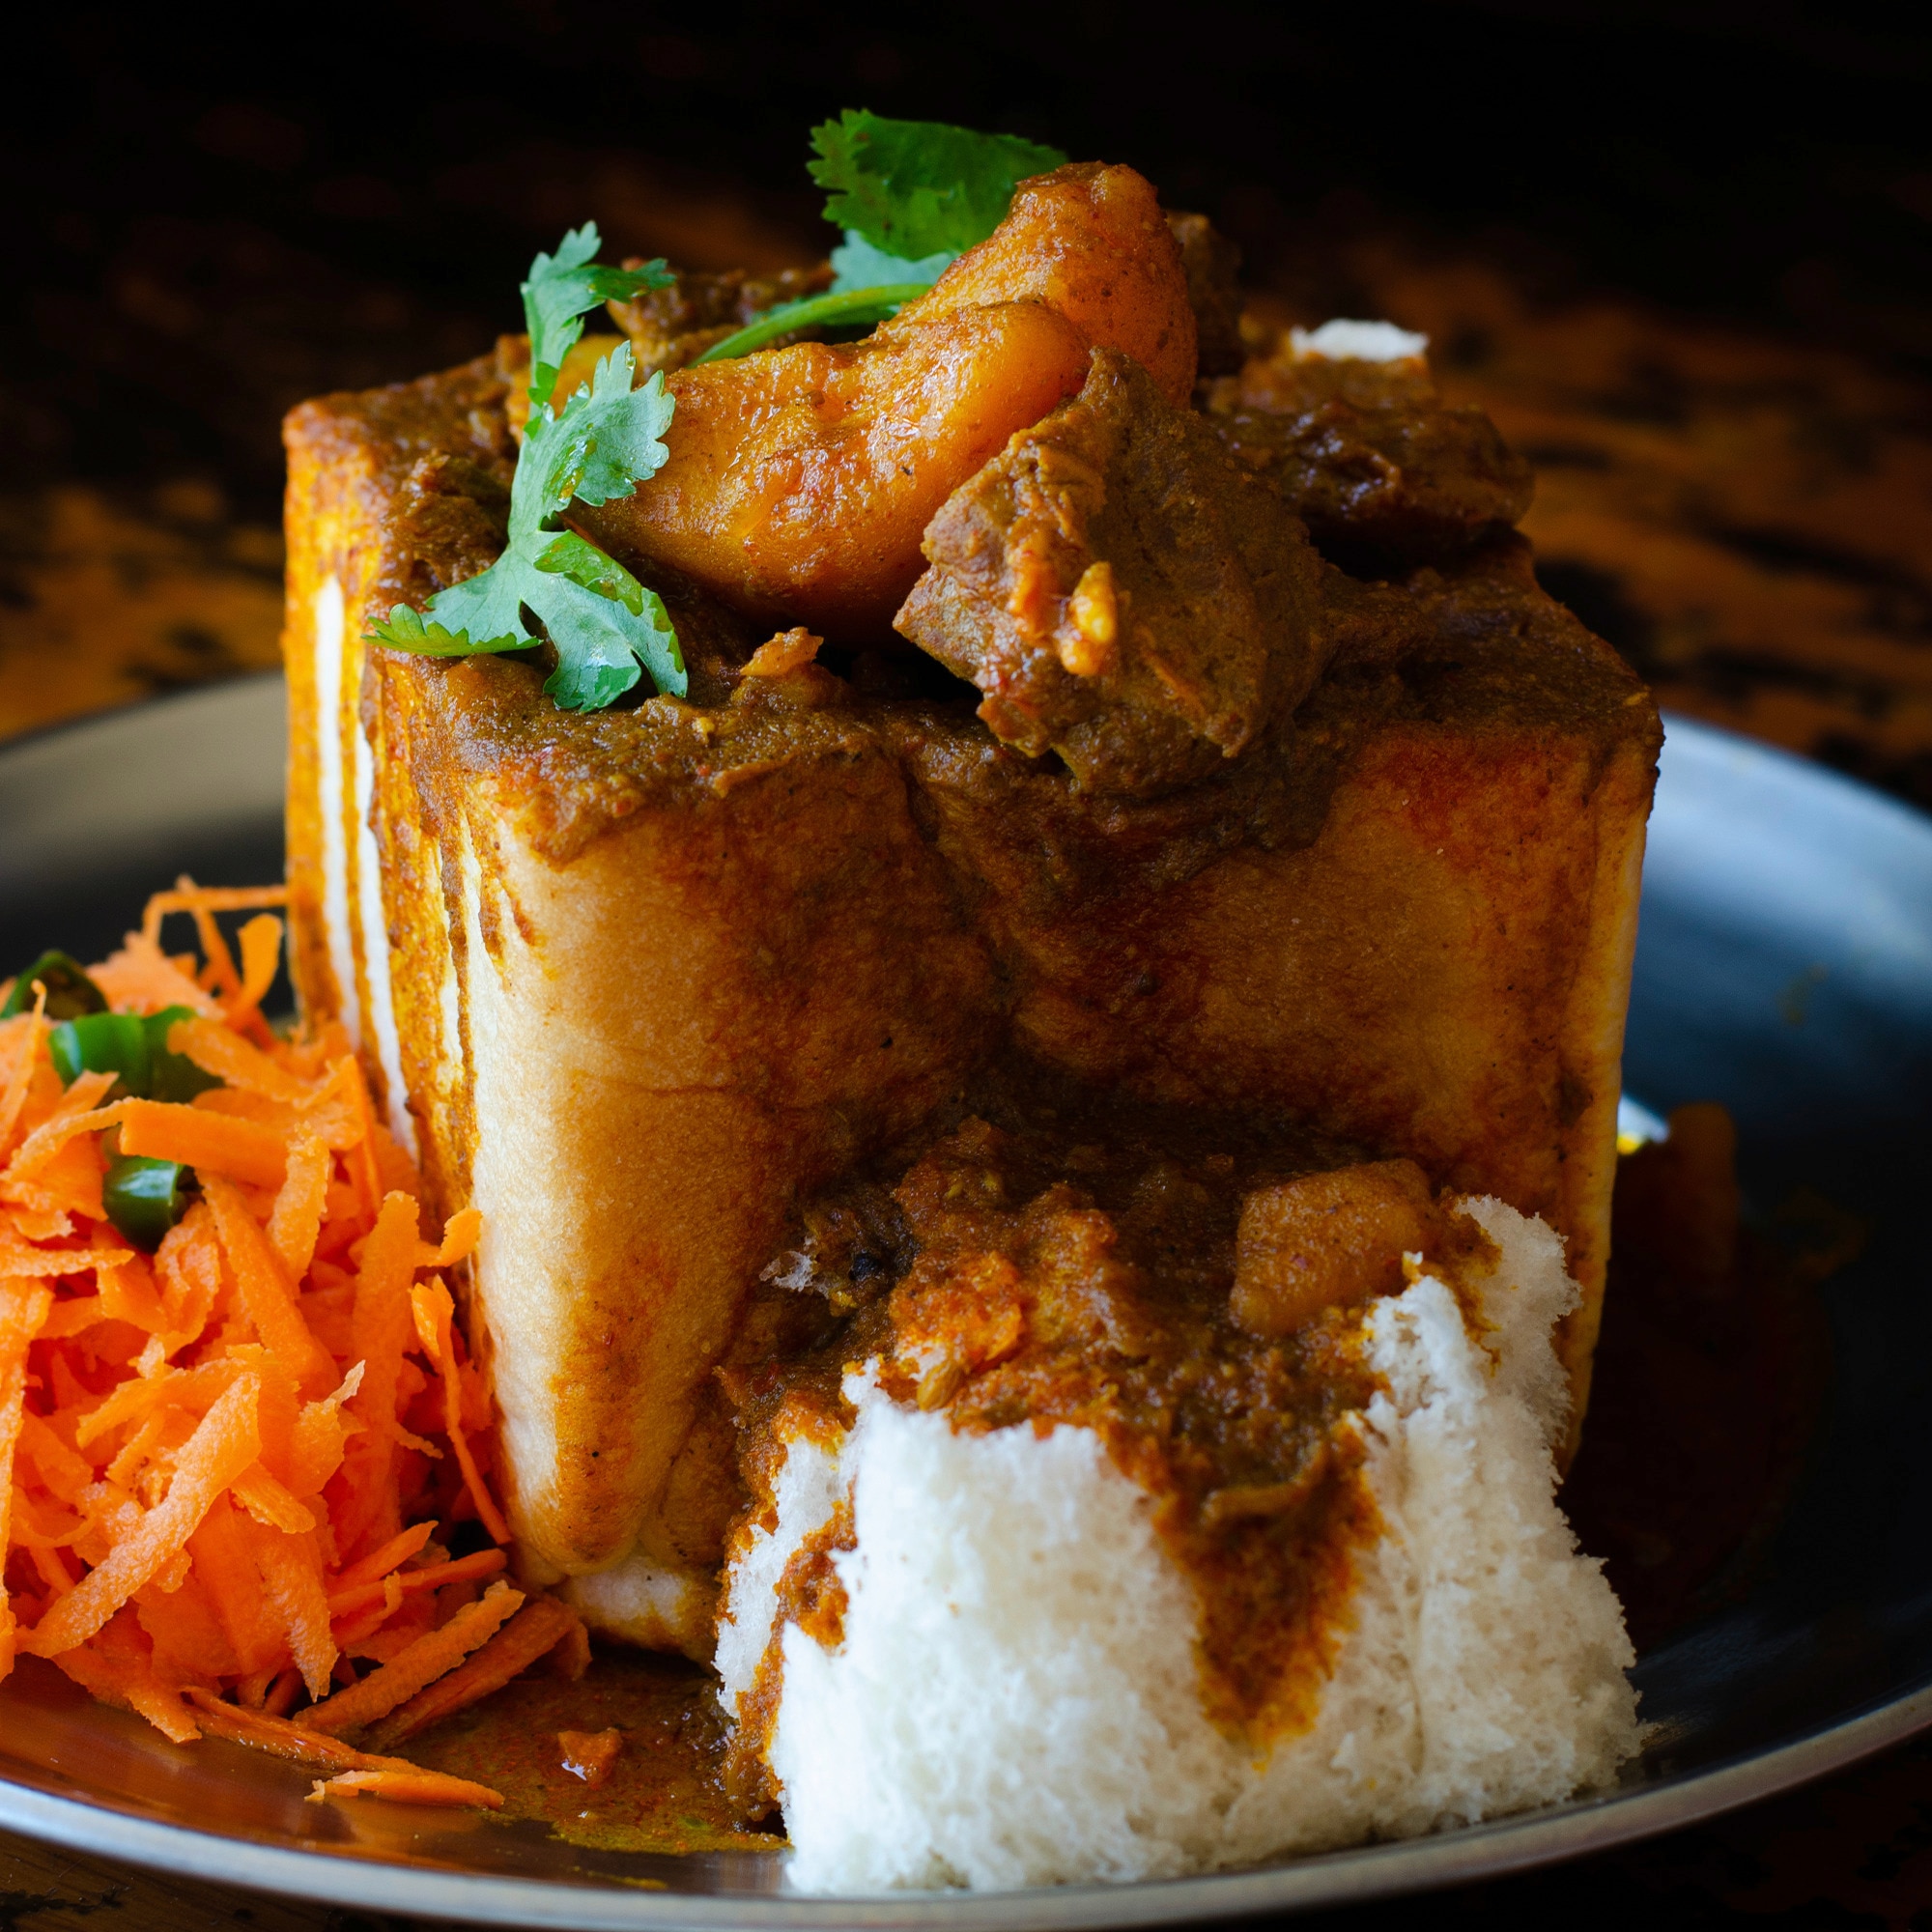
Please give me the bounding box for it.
[4,677,1931,1928]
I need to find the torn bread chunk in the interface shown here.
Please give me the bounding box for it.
[719,1185,1638,1890]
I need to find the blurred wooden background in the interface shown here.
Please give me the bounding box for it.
[3,4,1931,1925]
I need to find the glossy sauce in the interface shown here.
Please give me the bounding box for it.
[406,1649,782,1855]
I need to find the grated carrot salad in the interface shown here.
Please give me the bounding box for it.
[0,886,582,1809]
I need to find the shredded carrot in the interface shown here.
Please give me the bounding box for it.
[117,1102,284,1188]
[185,1496,287,1676]
[23,1374,262,1659]
[134,1568,238,1683]
[186,1687,501,1806]
[334,1057,383,1225]
[0,1237,129,1279]
[54,1606,200,1742]
[346,1586,437,1662]
[549,1610,592,1684]
[326,1547,503,1622]
[75,1359,244,1447]
[160,876,252,1013]
[0,1007,46,1157]
[309,1768,503,1809]
[229,916,285,1031]
[89,933,221,1018]
[242,1516,337,1698]
[98,1255,166,1331]
[2,1098,129,1201]
[169,1016,311,1107]
[202,1177,334,1396]
[18,1411,91,1503]
[0,1283,53,1674]
[263,1664,303,1717]
[187,1685,371,1770]
[298,1579,522,1736]
[0,894,538,1809]
[268,1131,331,1279]
[330,1191,426,1561]
[142,885,289,948]
[286,1362,360,1497]
[154,1210,222,1355]
[331,1574,408,1652]
[417,1207,481,1271]
[410,1275,510,1544]
[363,1598,583,1753]
[331,1520,435,1594]
[10,1123,111,1221]
[232,1463,317,1536]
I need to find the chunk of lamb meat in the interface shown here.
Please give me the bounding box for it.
[1166,212,1246,378]
[895,347,1323,797]
[1203,338,1533,571]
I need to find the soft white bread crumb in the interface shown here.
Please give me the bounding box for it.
[561,1552,718,1664]
[717,1196,1640,1892]
[1290,318,1430,362]
[714,1425,843,1710]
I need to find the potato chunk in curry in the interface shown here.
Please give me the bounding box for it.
[580,162,1197,639]
[579,303,1091,639]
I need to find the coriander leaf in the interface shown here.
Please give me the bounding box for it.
[370,339,687,709]
[519,344,675,520]
[699,115,1057,366]
[384,554,530,656]
[828,230,952,296]
[529,568,682,712]
[368,603,519,656]
[808,110,1066,261]
[522,222,672,412]
[534,528,648,609]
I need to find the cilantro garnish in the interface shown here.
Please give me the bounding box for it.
[810,110,1066,264]
[523,222,671,411]
[827,231,954,296]
[696,111,1067,364]
[369,228,686,712]
[371,120,1069,696]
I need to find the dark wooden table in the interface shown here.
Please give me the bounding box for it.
[4,244,1931,1931]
